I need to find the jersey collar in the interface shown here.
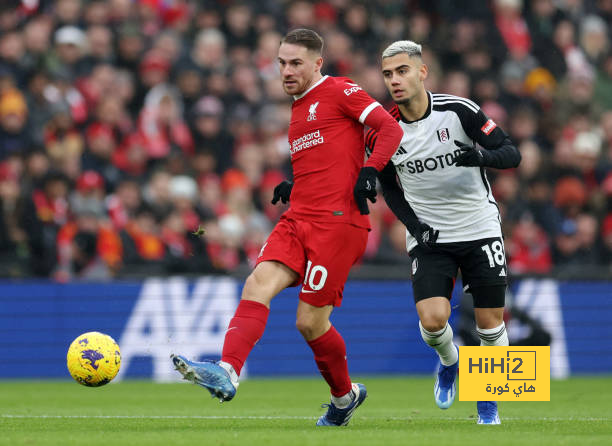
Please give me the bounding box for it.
[397,91,432,124]
[293,75,329,100]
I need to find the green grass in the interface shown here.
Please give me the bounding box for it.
[1,377,611,446]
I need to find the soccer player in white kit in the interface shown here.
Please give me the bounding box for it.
[366,41,521,424]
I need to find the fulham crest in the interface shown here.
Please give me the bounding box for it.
[307,101,319,121]
[437,128,450,143]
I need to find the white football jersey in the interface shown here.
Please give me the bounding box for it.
[366,92,505,252]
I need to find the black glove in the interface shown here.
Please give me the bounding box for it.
[454,140,491,167]
[407,221,439,250]
[271,181,293,204]
[353,167,378,215]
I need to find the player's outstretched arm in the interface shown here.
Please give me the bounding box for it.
[353,106,403,215]
[378,163,439,249]
[454,107,521,169]
[454,137,521,169]
[353,167,378,215]
[361,107,403,172]
[480,135,521,169]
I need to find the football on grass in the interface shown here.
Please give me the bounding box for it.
[67,332,121,387]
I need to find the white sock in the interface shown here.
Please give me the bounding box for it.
[419,321,458,366]
[218,361,240,388]
[331,385,356,409]
[477,322,509,346]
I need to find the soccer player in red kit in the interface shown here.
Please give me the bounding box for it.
[171,28,403,426]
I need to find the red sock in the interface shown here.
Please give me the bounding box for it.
[221,300,269,375]
[307,326,352,397]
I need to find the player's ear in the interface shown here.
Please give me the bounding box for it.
[314,56,323,73]
[419,63,428,82]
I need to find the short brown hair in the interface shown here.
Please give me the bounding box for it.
[281,28,324,54]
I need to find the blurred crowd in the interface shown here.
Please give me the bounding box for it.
[0,0,611,281]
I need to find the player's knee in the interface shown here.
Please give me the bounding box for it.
[419,312,448,332]
[474,307,505,330]
[242,272,262,295]
[242,271,275,306]
[295,314,315,338]
[295,313,326,340]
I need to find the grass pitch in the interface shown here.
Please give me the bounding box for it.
[1,377,610,446]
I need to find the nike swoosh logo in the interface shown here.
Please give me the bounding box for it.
[225,327,238,334]
[301,289,317,293]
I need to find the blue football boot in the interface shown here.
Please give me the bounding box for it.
[316,383,367,426]
[434,354,459,409]
[477,401,501,424]
[171,354,237,402]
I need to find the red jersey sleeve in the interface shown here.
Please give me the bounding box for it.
[362,106,403,171]
[334,79,382,124]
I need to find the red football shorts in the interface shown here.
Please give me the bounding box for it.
[255,214,368,307]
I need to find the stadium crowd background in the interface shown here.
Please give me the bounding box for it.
[0,0,610,281]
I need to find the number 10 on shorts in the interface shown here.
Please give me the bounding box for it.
[304,260,328,291]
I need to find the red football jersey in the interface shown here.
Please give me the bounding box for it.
[286,75,380,229]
